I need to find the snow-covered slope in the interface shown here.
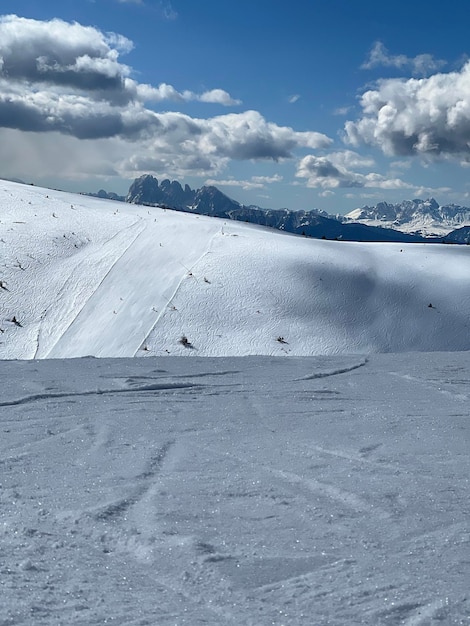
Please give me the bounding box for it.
[344,197,470,236]
[0,353,469,624]
[1,179,470,359]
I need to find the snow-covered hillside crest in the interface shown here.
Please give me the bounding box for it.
[2,179,470,359]
[344,197,470,236]
[125,175,429,242]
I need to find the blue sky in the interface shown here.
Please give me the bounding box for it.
[1,1,470,212]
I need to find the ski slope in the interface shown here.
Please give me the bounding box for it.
[1,181,469,624]
[1,180,470,359]
[0,353,468,625]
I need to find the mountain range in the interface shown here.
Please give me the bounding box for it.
[343,197,470,237]
[91,175,470,243]
[124,176,431,243]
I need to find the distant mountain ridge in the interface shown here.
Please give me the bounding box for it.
[343,198,470,236]
[444,226,470,244]
[89,175,469,243]
[125,175,431,243]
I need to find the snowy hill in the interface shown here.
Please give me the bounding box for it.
[344,197,470,236]
[1,179,470,359]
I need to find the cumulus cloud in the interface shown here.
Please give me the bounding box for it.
[296,155,362,189]
[120,110,331,176]
[128,82,240,106]
[296,151,413,190]
[197,89,242,106]
[345,61,470,159]
[0,15,133,99]
[361,41,446,76]
[0,14,239,110]
[0,106,331,181]
[195,110,331,161]
[0,15,333,178]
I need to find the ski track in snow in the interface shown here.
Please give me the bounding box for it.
[135,232,220,357]
[36,219,146,358]
[296,357,369,380]
[389,370,469,402]
[45,217,221,358]
[0,355,469,623]
[1,354,468,624]
[0,381,201,408]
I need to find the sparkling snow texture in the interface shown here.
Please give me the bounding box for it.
[0,354,469,624]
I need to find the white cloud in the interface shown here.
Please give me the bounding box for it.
[124,109,330,172]
[333,106,352,116]
[251,175,283,184]
[288,94,301,104]
[390,160,412,170]
[345,61,470,159]
[413,185,452,197]
[361,41,446,76]
[205,174,283,191]
[159,1,178,20]
[0,14,239,113]
[128,82,242,105]
[205,178,264,190]
[296,151,413,190]
[0,15,334,182]
[198,89,241,106]
[326,150,375,170]
[0,105,332,182]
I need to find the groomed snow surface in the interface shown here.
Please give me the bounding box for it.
[0,181,469,624]
[1,180,470,359]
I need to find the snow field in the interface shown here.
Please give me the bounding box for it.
[1,180,470,359]
[0,354,468,624]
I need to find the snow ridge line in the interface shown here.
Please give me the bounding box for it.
[296,357,369,380]
[133,230,220,356]
[0,382,201,408]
